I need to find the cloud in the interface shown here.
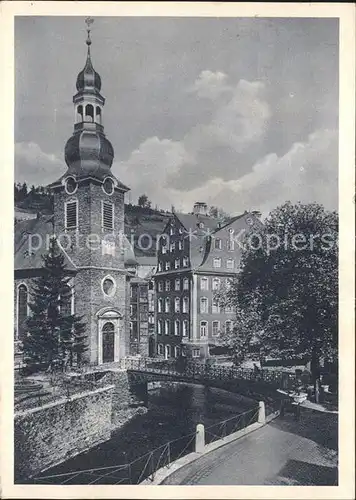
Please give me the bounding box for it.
[15,142,65,186]
[181,128,338,216]
[119,72,272,201]
[189,70,231,100]
[117,127,337,216]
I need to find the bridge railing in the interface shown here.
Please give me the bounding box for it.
[121,357,295,388]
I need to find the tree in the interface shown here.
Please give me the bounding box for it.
[138,194,151,209]
[23,237,87,371]
[222,202,338,402]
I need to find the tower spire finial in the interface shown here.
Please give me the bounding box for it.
[85,16,94,46]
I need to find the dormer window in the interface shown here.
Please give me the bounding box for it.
[197,222,204,229]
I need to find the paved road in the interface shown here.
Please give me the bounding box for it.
[162,409,338,485]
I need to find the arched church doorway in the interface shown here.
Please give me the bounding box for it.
[96,307,122,365]
[102,321,115,363]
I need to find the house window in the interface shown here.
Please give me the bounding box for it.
[174,320,180,336]
[225,320,233,334]
[170,227,175,236]
[174,297,180,313]
[175,259,180,269]
[212,278,220,290]
[226,259,234,269]
[174,345,181,357]
[165,261,171,271]
[65,200,78,229]
[200,297,208,313]
[165,280,171,291]
[162,245,167,254]
[17,284,28,339]
[182,296,189,313]
[200,277,208,290]
[182,320,189,337]
[158,281,163,292]
[129,305,133,317]
[170,242,175,252]
[227,239,234,251]
[183,278,189,290]
[212,321,220,336]
[165,320,170,335]
[213,258,221,268]
[175,279,180,291]
[212,300,220,314]
[158,262,163,272]
[197,222,204,229]
[183,257,189,267]
[200,321,208,337]
[157,320,162,335]
[165,344,171,358]
[158,298,163,313]
[192,348,200,358]
[102,201,114,231]
[157,343,164,356]
[225,304,233,313]
[165,297,170,313]
[179,227,183,234]
[178,241,183,250]
[214,238,222,250]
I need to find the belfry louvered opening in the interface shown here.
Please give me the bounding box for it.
[65,200,78,229]
[102,201,114,231]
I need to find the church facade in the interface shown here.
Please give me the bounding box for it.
[14,25,137,365]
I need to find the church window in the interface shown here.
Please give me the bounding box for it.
[102,276,116,297]
[60,284,73,316]
[65,200,78,229]
[102,201,114,231]
[102,177,114,195]
[17,284,28,339]
[96,106,102,124]
[76,105,83,122]
[65,176,77,195]
[85,104,94,122]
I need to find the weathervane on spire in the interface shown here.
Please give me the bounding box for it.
[85,17,94,46]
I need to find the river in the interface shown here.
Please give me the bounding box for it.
[33,382,257,484]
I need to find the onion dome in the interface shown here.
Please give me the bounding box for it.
[76,32,102,93]
[64,129,114,177]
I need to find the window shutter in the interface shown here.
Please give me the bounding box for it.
[103,202,114,230]
[65,201,77,229]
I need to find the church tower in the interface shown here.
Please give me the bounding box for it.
[49,19,133,365]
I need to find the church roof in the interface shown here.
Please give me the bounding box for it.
[14,215,76,272]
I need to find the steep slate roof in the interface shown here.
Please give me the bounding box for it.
[14,214,137,272]
[14,215,76,272]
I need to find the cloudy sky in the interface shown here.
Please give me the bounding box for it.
[15,16,339,216]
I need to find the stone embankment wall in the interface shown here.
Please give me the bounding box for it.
[15,369,148,482]
[14,385,114,482]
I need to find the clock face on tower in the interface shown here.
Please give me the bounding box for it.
[103,177,114,195]
[64,176,77,195]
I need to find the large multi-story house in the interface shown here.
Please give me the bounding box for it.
[154,202,262,359]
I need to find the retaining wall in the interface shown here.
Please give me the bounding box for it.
[14,385,115,482]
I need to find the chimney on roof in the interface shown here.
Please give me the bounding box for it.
[193,202,208,216]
